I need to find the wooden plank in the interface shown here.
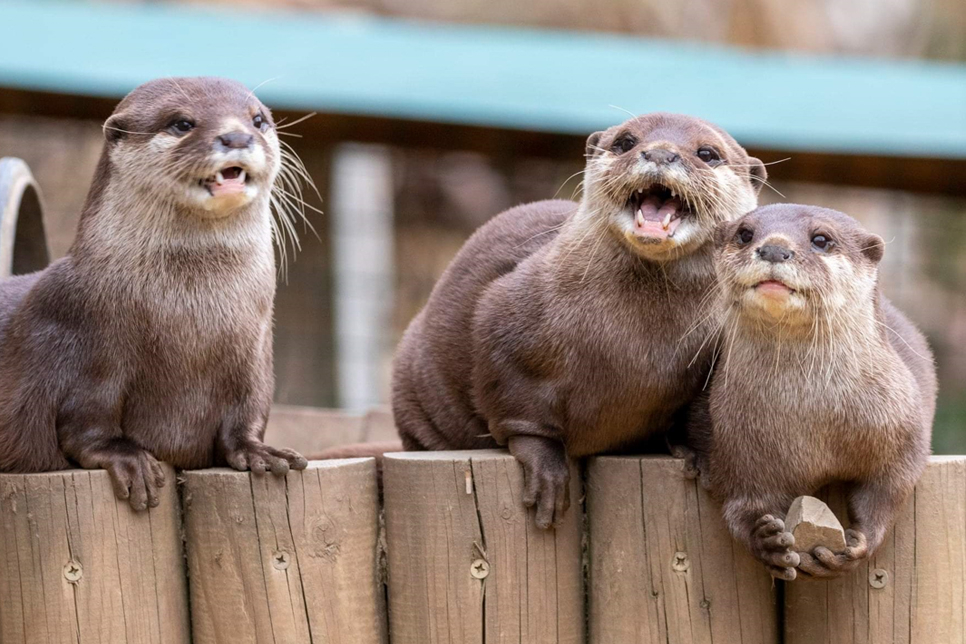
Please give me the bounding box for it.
[183,459,385,644]
[0,467,189,644]
[587,456,778,644]
[383,450,583,644]
[784,456,966,644]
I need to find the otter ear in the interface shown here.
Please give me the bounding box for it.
[103,113,130,144]
[861,233,885,264]
[586,131,604,158]
[746,157,767,193]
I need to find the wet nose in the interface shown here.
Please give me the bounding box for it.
[642,148,680,165]
[757,244,794,263]
[216,131,254,151]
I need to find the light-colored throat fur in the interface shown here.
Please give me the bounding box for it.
[716,299,918,433]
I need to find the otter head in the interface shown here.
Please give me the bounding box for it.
[716,204,885,330]
[583,113,765,261]
[102,77,280,219]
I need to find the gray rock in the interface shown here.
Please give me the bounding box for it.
[785,496,847,552]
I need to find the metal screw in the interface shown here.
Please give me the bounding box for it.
[700,599,711,610]
[869,568,888,589]
[273,550,290,571]
[470,559,490,579]
[671,552,690,572]
[64,560,83,583]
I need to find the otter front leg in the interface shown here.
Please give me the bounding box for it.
[58,381,166,511]
[797,477,912,579]
[723,497,801,580]
[506,432,571,529]
[217,404,308,476]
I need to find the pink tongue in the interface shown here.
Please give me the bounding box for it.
[639,196,681,221]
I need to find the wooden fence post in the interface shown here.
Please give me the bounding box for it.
[383,450,584,644]
[785,456,966,643]
[0,466,189,643]
[587,456,779,644]
[182,459,386,644]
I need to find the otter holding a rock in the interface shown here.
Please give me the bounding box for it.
[392,113,766,528]
[684,204,936,580]
[0,77,307,509]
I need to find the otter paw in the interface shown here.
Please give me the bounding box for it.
[105,448,166,511]
[225,441,309,476]
[797,529,869,579]
[753,514,800,580]
[669,444,702,480]
[510,437,570,530]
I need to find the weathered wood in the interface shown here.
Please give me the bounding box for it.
[786,495,847,552]
[587,456,778,644]
[383,450,583,644]
[264,405,399,456]
[785,456,966,644]
[0,466,189,643]
[182,459,386,644]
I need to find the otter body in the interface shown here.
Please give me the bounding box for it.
[686,204,936,579]
[393,113,766,527]
[0,77,306,509]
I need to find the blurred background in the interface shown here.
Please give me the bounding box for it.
[1,0,964,451]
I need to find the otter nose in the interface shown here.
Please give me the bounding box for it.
[757,244,794,263]
[216,132,254,151]
[642,148,679,165]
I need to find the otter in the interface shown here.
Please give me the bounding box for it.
[392,113,767,528]
[0,77,307,510]
[683,204,936,580]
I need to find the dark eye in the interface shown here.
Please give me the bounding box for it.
[253,113,268,131]
[736,228,754,245]
[811,234,834,251]
[169,118,194,134]
[612,135,636,154]
[696,147,721,164]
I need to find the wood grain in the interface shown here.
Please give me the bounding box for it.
[785,456,966,644]
[383,450,583,644]
[587,456,778,644]
[182,459,386,644]
[0,466,190,643]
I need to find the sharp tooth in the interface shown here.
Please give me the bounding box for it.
[238,170,247,183]
[215,171,225,185]
[637,188,643,195]
[662,213,672,230]
[636,208,645,228]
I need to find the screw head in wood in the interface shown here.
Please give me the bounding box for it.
[273,550,291,571]
[869,568,888,589]
[671,551,690,572]
[64,560,83,583]
[470,559,490,579]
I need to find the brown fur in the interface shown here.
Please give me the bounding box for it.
[392,113,766,527]
[0,77,307,510]
[682,204,937,580]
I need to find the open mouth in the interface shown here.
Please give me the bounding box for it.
[201,166,250,197]
[626,183,693,239]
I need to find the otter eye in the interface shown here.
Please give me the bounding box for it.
[253,113,268,131]
[169,118,194,134]
[696,147,721,164]
[736,228,754,245]
[612,135,636,154]
[811,234,834,251]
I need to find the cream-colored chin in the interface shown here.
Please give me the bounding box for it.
[189,185,260,218]
[741,288,809,322]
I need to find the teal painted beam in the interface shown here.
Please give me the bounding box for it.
[1,0,964,159]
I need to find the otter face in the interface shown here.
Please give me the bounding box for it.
[717,204,885,328]
[103,77,280,218]
[583,113,765,261]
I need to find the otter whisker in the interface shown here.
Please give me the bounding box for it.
[276,112,318,130]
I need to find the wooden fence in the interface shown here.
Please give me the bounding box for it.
[0,452,963,643]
